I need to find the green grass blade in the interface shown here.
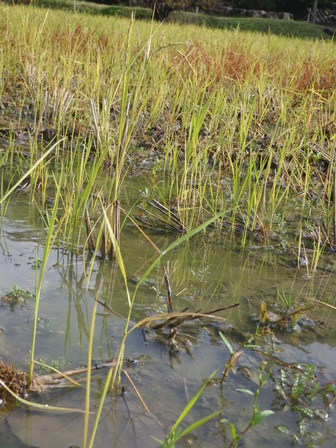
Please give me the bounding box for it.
[0,138,65,205]
[28,169,63,386]
[178,409,223,439]
[102,207,131,307]
[252,409,274,426]
[0,380,86,414]
[135,211,228,291]
[219,331,233,355]
[170,370,217,433]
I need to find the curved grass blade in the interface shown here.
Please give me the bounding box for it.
[0,380,86,414]
[178,409,223,439]
[170,370,217,434]
[28,169,63,386]
[135,211,228,293]
[33,360,81,388]
[102,207,131,307]
[88,212,228,448]
[0,138,65,205]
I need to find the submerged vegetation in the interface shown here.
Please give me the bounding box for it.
[0,2,336,447]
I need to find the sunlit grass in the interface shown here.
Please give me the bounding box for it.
[0,4,336,445]
[0,2,334,259]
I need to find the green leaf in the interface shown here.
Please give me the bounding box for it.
[219,331,233,354]
[170,371,217,434]
[229,422,237,440]
[221,420,237,442]
[0,138,64,205]
[135,211,228,292]
[102,208,131,307]
[252,410,274,426]
[236,388,254,395]
[179,409,223,439]
[28,168,64,385]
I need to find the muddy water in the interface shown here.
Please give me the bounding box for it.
[0,187,336,447]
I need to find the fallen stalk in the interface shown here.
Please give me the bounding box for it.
[40,358,142,386]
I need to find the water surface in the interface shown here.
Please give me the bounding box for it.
[0,187,336,447]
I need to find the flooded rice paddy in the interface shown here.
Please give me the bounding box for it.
[0,181,336,447]
[0,5,335,446]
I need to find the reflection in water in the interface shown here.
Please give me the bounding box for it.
[0,199,336,447]
[6,383,164,448]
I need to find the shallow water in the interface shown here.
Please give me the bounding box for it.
[0,186,336,447]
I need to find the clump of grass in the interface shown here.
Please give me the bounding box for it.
[157,371,221,448]
[0,6,335,444]
[1,4,335,260]
[0,359,32,403]
[277,287,294,311]
[0,358,53,408]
